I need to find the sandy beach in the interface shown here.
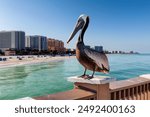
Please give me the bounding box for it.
[0,55,75,68]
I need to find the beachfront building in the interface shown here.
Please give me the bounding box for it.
[47,38,65,53]
[94,46,103,52]
[5,50,16,56]
[85,45,91,49]
[25,35,48,51]
[0,31,25,52]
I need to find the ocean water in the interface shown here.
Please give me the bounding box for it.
[0,54,150,99]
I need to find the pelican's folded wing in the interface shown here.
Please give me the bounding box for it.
[84,48,109,71]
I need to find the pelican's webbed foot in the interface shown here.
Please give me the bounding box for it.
[78,74,87,78]
[78,75,94,80]
[83,75,94,80]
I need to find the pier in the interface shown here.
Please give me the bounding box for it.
[33,74,150,100]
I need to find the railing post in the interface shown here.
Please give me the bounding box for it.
[68,76,116,100]
[96,83,110,100]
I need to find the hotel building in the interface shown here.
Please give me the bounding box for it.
[94,46,103,52]
[47,38,65,53]
[25,35,48,51]
[85,45,91,49]
[0,31,25,52]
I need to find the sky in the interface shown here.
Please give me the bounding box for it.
[0,0,150,53]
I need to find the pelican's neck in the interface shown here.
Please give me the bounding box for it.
[78,17,89,43]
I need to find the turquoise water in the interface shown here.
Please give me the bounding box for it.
[0,54,150,99]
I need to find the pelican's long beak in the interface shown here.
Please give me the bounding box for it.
[67,20,83,44]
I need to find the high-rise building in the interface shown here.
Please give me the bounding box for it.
[0,31,25,51]
[85,45,91,49]
[47,38,65,52]
[94,46,103,52]
[25,35,47,51]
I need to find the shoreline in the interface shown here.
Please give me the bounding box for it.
[0,55,75,69]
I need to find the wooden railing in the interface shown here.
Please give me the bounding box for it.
[34,89,96,100]
[34,76,150,100]
[110,77,150,100]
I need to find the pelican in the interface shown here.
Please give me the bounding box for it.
[67,14,109,79]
